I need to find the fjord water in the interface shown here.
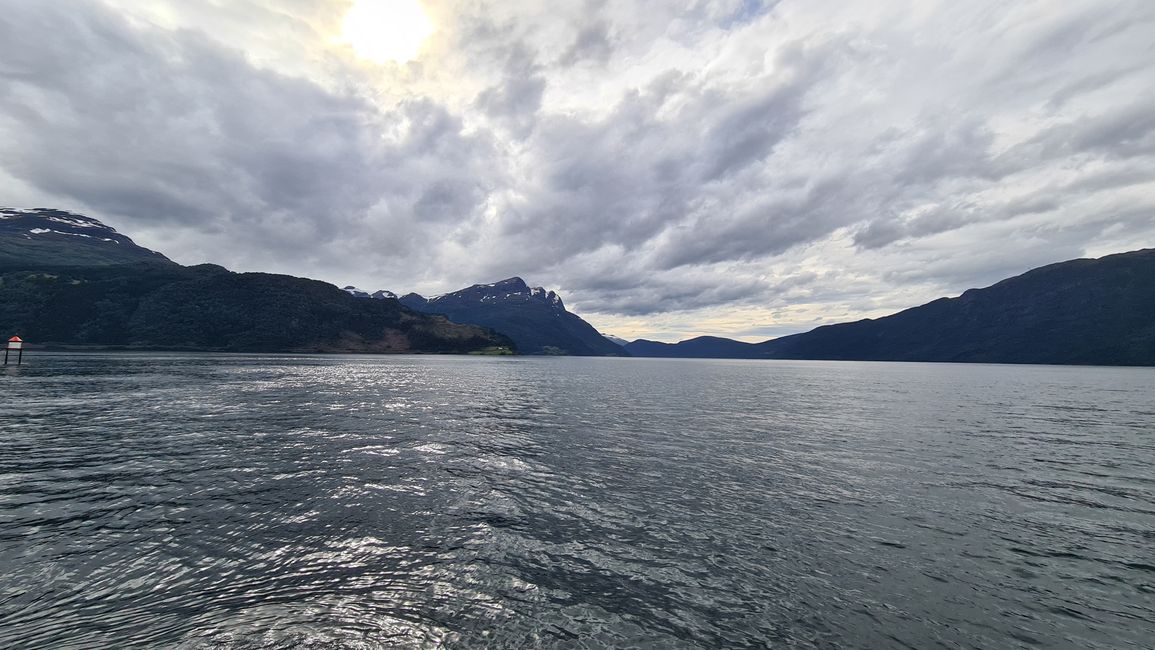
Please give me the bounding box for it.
[1,355,1153,648]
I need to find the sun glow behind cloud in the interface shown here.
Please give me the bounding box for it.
[341,0,434,64]
[5,0,1155,343]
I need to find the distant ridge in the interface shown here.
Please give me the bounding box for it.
[602,333,630,347]
[7,208,1150,364]
[400,277,626,356]
[626,249,1155,366]
[626,336,759,359]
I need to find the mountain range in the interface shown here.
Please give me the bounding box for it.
[0,209,512,354]
[2,207,1152,365]
[340,279,624,355]
[342,287,397,300]
[626,248,1155,366]
[398,278,626,356]
[340,279,630,356]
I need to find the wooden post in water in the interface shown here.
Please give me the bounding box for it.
[5,336,23,366]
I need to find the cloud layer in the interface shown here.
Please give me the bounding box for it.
[1,0,1152,341]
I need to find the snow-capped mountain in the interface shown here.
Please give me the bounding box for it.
[403,277,565,311]
[0,207,171,267]
[342,286,398,300]
[400,277,626,356]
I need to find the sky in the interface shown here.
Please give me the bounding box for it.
[1,0,1153,342]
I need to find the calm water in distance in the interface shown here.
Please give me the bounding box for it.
[1,353,1153,649]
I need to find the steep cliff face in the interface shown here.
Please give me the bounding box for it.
[400,277,626,356]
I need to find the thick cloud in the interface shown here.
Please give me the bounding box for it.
[1,0,1152,341]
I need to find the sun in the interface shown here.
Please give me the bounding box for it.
[341,0,435,64]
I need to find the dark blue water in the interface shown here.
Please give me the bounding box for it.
[1,354,1153,648]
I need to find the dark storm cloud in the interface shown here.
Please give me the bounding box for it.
[568,271,773,316]
[0,2,382,236]
[1029,102,1155,160]
[698,78,808,181]
[851,95,1155,252]
[480,35,837,279]
[560,20,614,66]
[0,0,502,273]
[475,45,547,137]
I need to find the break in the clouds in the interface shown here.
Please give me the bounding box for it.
[1,0,1153,341]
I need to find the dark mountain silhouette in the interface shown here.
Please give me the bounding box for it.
[625,249,1155,366]
[399,277,625,356]
[0,210,512,354]
[602,333,630,346]
[626,336,760,359]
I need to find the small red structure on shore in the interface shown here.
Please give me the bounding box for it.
[5,336,23,366]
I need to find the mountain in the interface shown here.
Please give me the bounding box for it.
[342,286,398,300]
[626,336,760,359]
[342,286,373,299]
[626,249,1155,366]
[602,333,630,347]
[0,208,172,268]
[400,277,626,356]
[0,210,513,354]
[759,249,1155,365]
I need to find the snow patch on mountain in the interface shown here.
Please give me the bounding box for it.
[602,334,630,346]
[28,227,119,242]
[342,286,398,300]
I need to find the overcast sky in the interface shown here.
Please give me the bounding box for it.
[1,0,1153,341]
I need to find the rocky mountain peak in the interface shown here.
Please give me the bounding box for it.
[341,286,398,300]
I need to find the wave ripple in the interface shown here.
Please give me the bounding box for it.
[1,355,1153,648]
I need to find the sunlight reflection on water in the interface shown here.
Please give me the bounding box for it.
[0,354,1153,648]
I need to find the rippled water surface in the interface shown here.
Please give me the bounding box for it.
[1,354,1153,648]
